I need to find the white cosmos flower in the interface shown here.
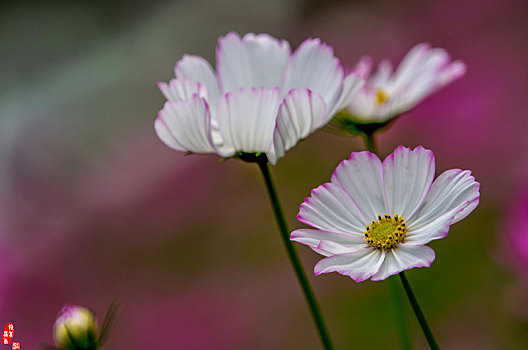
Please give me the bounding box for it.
[291,146,480,282]
[155,32,361,164]
[343,43,466,123]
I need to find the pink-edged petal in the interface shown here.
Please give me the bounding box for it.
[281,38,344,109]
[404,209,456,245]
[400,48,451,102]
[317,240,367,255]
[157,78,208,102]
[154,95,214,153]
[154,116,186,151]
[353,56,372,79]
[214,87,281,156]
[371,244,435,281]
[270,131,286,166]
[331,151,387,220]
[291,228,366,256]
[370,59,393,87]
[326,72,363,118]
[298,182,368,235]
[417,47,450,75]
[418,169,480,225]
[438,60,466,87]
[314,248,385,282]
[205,116,234,158]
[216,32,291,93]
[389,43,431,91]
[383,146,435,220]
[175,55,221,103]
[405,169,480,245]
[402,73,438,108]
[269,89,327,164]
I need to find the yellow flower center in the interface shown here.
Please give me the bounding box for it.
[364,214,407,250]
[375,89,389,105]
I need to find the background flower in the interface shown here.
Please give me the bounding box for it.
[342,43,465,124]
[503,188,528,281]
[1,0,528,349]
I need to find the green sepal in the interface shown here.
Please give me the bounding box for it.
[331,109,394,136]
[233,152,267,164]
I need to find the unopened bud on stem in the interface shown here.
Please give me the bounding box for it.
[53,305,98,350]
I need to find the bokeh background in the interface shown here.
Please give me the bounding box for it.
[1,0,528,348]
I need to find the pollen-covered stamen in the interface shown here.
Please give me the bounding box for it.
[364,214,406,250]
[375,89,389,105]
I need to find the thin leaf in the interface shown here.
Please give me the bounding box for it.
[97,298,120,346]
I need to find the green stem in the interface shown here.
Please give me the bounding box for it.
[362,132,377,154]
[390,276,412,350]
[361,132,412,350]
[399,272,440,350]
[257,158,334,350]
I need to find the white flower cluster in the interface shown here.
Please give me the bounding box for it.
[155,32,478,281]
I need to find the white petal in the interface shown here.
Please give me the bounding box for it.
[399,48,450,103]
[270,131,285,166]
[371,244,435,281]
[317,240,367,255]
[154,96,214,153]
[353,56,373,79]
[405,169,480,245]
[404,209,455,246]
[314,248,385,282]
[206,115,233,157]
[370,59,393,88]
[389,43,431,92]
[154,116,185,151]
[282,38,344,108]
[344,88,376,121]
[157,78,208,102]
[331,151,387,220]
[214,87,281,156]
[438,60,466,87]
[383,146,435,220]
[326,72,364,118]
[291,228,366,256]
[420,48,451,75]
[174,55,221,104]
[416,169,480,225]
[270,89,327,164]
[216,32,291,92]
[298,183,368,234]
[400,74,437,108]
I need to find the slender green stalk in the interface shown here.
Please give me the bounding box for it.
[399,272,440,350]
[362,132,411,350]
[256,157,334,350]
[390,276,412,350]
[362,132,377,155]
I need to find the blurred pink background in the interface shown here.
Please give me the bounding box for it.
[1,0,528,348]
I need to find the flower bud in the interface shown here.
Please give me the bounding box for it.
[53,305,98,350]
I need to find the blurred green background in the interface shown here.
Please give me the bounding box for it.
[1,0,528,349]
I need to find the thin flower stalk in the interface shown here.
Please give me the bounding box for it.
[257,155,334,350]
